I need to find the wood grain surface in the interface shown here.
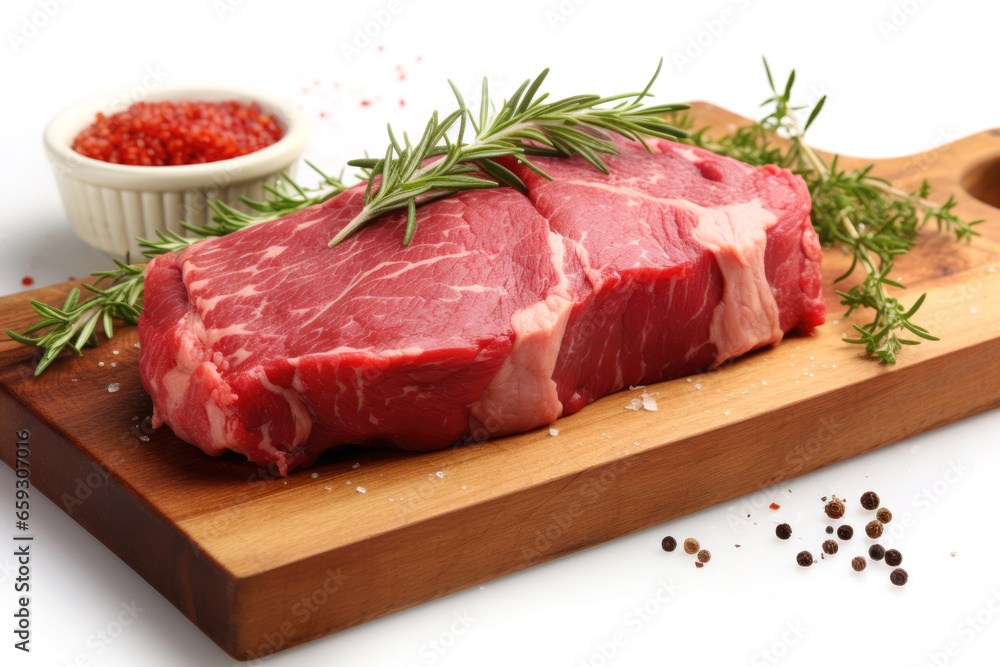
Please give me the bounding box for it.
[2,102,999,659]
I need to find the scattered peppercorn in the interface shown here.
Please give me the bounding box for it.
[877,508,892,524]
[869,544,886,561]
[661,536,677,552]
[824,497,846,519]
[796,551,813,567]
[826,526,834,534]
[865,520,884,539]
[695,562,704,568]
[822,539,839,555]
[697,549,711,563]
[860,491,880,510]
[852,556,867,572]
[776,523,793,540]
[884,549,903,567]
[821,496,827,502]
[683,538,700,554]
[890,568,908,586]
[837,525,854,540]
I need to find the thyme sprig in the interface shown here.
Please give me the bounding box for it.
[329,59,689,246]
[679,59,982,363]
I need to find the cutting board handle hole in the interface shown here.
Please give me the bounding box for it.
[961,154,1000,210]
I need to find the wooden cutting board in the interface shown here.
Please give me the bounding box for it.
[2,102,999,660]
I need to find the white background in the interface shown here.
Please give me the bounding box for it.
[2,0,1000,665]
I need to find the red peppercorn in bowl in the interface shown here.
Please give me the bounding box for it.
[44,83,309,258]
[72,100,285,166]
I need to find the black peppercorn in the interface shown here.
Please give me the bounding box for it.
[865,520,884,539]
[822,539,839,555]
[796,551,813,567]
[877,507,892,524]
[860,491,880,510]
[837,525,854,540]
[852,556,867,572]
[683,538,700,554]
[869,544,886,561]
[890,568,908,586]
[661,536,677,552]
[825,526,834,534]
[775,523,792,540]
[825,497,846,519]
[697,549,711,564]
[884,549,903,567]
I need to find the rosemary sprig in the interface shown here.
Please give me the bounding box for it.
[678,58,982,363]
[4,262,144,375]
[6,64,687,373]
[139,162,351,258]
[329,58,689,247]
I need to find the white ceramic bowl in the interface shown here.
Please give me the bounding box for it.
[43,82,309,259]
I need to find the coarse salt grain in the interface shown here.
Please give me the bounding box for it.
[629,384,645,390]
[687,378,692,382]
[113,350,119,355]
[99,362,104,367]
[107,383,120,392]
[436,471,445,478]
[134,343,141,349]
[694,383,702,390]
[311,472,318,479]
[461,485,467,490]
[625,398,642,411]
[356,486,367,494]
[139,435,149,442]
[971,307,978,314]
[549,428,559,436]
[352,462,360,469]
[641,391,658,411]
[724,411,731,416]
[111,362,116,367]
[762,381,767,385]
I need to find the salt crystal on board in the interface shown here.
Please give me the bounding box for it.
[352,463,360,469]
[311,472,318,479]
[98,362,104,367]
[625,398,642,411]
[356,486,367,494]
[641,391,658,412]
[436,471,445,478]
[549,428,559,436]
[107,383,120,393]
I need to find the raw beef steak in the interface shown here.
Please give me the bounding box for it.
[139,139,824,474]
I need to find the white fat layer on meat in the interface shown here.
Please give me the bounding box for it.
[469,231,572,435]
[563,180,783,366]
[255,367,313,447]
